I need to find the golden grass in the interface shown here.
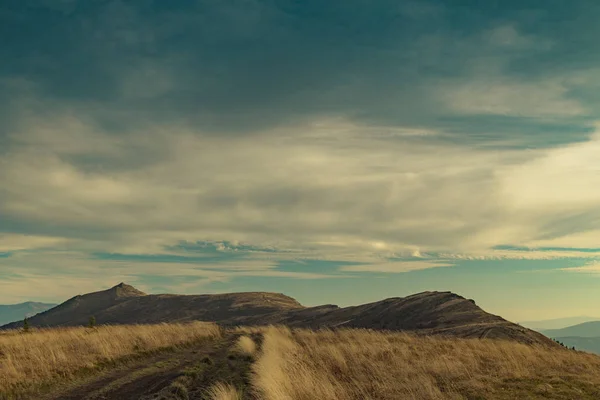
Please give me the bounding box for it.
[232,336,257,357]
[206,382,243,400]
[252,326,600,400]
[0,322,221,396]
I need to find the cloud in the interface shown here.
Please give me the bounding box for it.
[0,234,68,252]
[441,78,585,118]
[499,129,600,210]
[559,261,600,274]
[3,115,600,262]
[2,1,600,301]
[490,129,600,246]
[339,261,454,273]
[440,250,600,261]
[0,117,524,254]
[2,1,597,145]
[0,249,343,303]
[484,25,539,48]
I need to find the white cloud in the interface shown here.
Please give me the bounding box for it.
[441,250,600,261]
[4,114,600,255]
[499,129,600,210]
[2,116,525,256]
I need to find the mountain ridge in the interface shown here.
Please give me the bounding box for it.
[0,283,554,347]
[542,321,600,338]
[520,316,600,331]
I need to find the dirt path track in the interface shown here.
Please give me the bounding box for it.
[40,333,257,400]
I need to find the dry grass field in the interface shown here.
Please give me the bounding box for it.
[0,322,221,397]
[4,323,600,399]
[252,326,600,400]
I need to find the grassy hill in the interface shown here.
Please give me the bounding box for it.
[0,284,553,347]
[0,283,303,330]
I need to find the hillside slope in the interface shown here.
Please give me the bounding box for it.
[252,327,600,400]
[0,302,57,325]
[241,291,553,346]
[0,284,553,346]
[2,283,147,329]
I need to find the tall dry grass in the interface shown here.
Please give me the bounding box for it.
[0,322,221,396]
[252,326,600,400]
[206,382,243,400]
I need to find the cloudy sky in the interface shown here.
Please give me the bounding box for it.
[1,0,600,321]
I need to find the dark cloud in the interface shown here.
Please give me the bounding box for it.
[535,210,600,241]
[430,115,597,148]
[1,0,598,145]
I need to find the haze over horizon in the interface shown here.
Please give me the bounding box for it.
[2,0,600,321]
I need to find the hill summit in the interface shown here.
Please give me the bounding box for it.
[2,283,147,328]
[109,282,147,298]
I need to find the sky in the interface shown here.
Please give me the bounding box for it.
[1,0,600,321]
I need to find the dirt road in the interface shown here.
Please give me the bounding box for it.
[41,334,258,400]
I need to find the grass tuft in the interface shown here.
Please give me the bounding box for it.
[206,382,243,400]
[232,336,257,357]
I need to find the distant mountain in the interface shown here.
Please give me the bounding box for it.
[542,321,600,338]
[541,321,600,355]
[519,316,600,331]
[0,283,555,347]
[552,337,600,355]
[0,301,57,325]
